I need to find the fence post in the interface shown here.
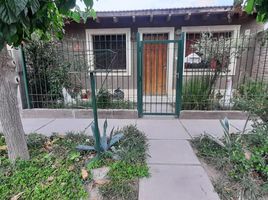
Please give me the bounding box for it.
[175,32,185,117]
[20,45,31,109]
[136,32,143,117]
[90,72,102,153]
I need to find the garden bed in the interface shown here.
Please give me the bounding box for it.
[0,125,149,200]
[191,122,268,200]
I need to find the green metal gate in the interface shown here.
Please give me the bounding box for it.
[137,32,185,117]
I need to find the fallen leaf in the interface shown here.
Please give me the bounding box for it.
[44,140,53,151]
[59,134,65,139]
[81,168,89,180]
[94,179,110,185]
[0,145,7,151]
[68,165,75,171]
[51,138,59,144]
[44,145,53,151]
[47,176,54,182]
[244,150,251,160]
[11,192,24,200]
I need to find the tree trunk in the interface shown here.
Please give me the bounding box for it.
[0,47,29,162]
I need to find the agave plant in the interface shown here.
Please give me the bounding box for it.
[76,119,124,152]
[206,117,237,152]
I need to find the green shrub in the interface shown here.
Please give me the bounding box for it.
[182,76,213,110]
[25,41,72,108]
[96,88,135,109]
[237,81,267,100]
[235,81,268,122]
[110,100,135,109]
[26,133,47,149]
[97,88,112,108]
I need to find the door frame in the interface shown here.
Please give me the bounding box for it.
[137,27,175,98]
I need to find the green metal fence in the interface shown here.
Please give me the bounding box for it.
[21,38,137,110]
[20,31,268,115]
[182,32,268,111]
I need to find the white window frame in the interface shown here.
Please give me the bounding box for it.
[85,28,131,76]
[138,27,175,97]
[181,25,241,76]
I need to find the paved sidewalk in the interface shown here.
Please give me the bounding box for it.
[138,119,218,200]
[0,118,251,200]
[139,118,251,200]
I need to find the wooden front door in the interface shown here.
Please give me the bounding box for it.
[143,33,168,95]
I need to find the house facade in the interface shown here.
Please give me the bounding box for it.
[18,6,267,116]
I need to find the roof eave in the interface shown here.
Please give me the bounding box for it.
[95,6,233,17]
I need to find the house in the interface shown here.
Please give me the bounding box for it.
[18,6,267,116]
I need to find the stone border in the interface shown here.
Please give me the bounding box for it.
[22,109,248,119]
[22,109,138,119]
[179,110,248,119]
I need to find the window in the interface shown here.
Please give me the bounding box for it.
[92,34,126,70]
[86,28,131,75]
[182,25,240,74]
[185,32,232,69]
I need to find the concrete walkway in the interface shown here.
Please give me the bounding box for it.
[0,118,251,200]
[138,119,218,200]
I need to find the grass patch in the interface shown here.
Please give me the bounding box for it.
[0,133,92,200]
[0,124,149,200]
[116,125,149,164]
[0,157,87,200]
[99,180,138,200]
[91,125,150,200]
[191,125,268,200]
[108,161,149,181]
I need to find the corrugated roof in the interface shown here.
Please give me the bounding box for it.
[95,5,233,17]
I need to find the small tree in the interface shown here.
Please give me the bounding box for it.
[0,0,95,162]
[191,33,245,102]
[25,40,73,108]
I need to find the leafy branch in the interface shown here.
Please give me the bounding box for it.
[0,0,95,49]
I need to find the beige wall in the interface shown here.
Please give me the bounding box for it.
[55,20,267,95]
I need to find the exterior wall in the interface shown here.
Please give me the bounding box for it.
[64,15,264,85]
[64,27,137,92]
[18,15,265,107]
